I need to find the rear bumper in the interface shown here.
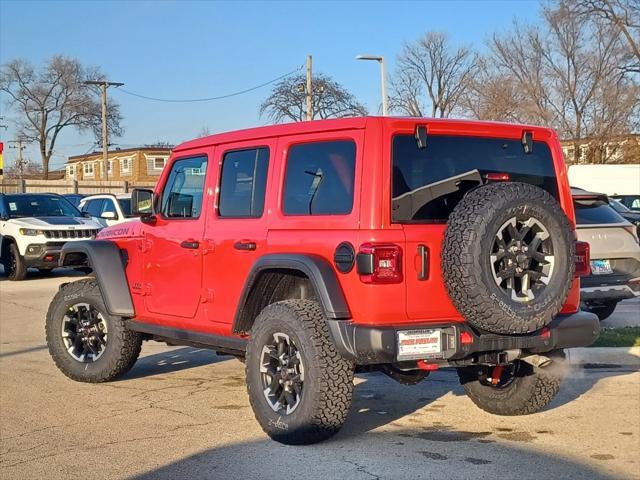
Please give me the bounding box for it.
[327,311,600,365]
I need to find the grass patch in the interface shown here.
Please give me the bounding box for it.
[592,327,640,347]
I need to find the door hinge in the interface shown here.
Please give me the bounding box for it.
[138,239,153,253]
[201,288,215,303]
[202,240,216,255]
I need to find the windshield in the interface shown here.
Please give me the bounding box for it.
[2,194,82,218]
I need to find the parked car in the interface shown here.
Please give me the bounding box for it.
[0,193,101,280]
[79,193,135,227]
[46,117,599,445]
[61,193,85,208]
[573,188,640,320]
[609,197,640,236]
[610,194,640,212]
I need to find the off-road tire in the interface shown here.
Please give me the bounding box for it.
[3,242,27,281]
[442,182,574,334]
[246,299,354,445]
[46,279,142,382]
[585,300,618,321]
[457,352,565,416]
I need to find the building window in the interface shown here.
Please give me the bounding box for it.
[154,157,166,170]
[108,160,114,175]
[67,165,76,178]
[83,162,95,177]
[121,158,132,176]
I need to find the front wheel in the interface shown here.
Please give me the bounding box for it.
[245,300,354,445]
[3,243,27,281]
[457,352,565,416]
[46,279,142,382]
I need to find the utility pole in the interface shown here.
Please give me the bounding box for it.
[306,55,313,121]
[8,139,27,180]
[83,80,124,180]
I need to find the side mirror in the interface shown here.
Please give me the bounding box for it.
[101,211,117,220]
[131,188,154,215]
[131,188,156,225]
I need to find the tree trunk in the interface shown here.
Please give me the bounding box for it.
[40,140,49,180]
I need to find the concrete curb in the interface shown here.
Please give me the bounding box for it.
[567,347,640,367]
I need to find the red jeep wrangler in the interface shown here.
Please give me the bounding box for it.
[46,117,599,445]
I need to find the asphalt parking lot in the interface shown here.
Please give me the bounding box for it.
[1,270,639,480]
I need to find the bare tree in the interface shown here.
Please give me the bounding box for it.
[567,0,640,72]
[390,32,478,118]
[0,55,123,178]
[484,4,638,164]
[260,73,367,123]
[4,157,42,179]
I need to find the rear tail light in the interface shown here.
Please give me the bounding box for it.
[623,225,639,244]
[575,241,590,277]
[356,243,403,284]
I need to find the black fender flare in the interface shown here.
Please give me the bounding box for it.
[59,240,134,317]
[233,253,351,333]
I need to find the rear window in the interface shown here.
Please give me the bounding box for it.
[574,198,626,225]
[392,135,558,223]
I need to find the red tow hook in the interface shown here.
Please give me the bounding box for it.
[417,360,439,371]
[490,365,505,385]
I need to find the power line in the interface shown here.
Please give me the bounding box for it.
[116,66,302,103]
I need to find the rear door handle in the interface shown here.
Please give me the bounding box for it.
[234,240,257,251]
[417,244,429,281]
[180,240,200,249]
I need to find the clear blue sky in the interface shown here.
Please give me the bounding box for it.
[0,0,542,170]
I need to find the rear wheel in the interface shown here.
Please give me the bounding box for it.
[46,279,142,382]
[3,243,27,281]
[246,300,354,445]
[457,352,565,416]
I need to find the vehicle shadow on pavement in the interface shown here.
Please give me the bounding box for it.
[128,426,621,480]
[120,347,232,380]
[0,266,86,281]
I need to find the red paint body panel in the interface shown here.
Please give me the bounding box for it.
[97,116,580,335]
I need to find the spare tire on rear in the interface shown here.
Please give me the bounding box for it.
[442,182,574,335]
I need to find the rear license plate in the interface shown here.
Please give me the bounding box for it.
[397,329,442,360]
[590,259,613,275]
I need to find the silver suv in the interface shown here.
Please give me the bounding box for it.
[573,189,640,320]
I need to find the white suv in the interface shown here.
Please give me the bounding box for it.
[79,193,136,228]
[0,193,102,281]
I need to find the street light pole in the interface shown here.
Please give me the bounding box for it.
[356,55,388,116]
[83,80,124,181]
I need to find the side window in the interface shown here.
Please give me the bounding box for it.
[219,147,269,218]
[83,199,104,217]
[101,199,118,216]
[283,140,356,215]
[160,156,208,219]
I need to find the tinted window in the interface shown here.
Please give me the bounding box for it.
[83,199,105,217]
[118,198,132,216]
[219,147,269,217]
[574,198,626,225]
[160,156,208,218]
[283,140,356,215]
[3,194,81,218]
[392,135,558,223]
[102,199,118,215]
